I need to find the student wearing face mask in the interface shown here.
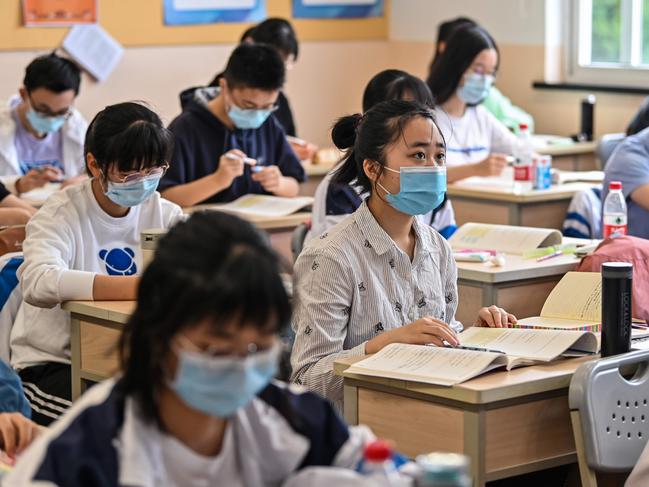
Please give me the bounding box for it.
[426,25,523,183]
[161,44,306,208]
[231,18,318,161]
[5,211,375,486]
[307,69,457,242]
[433,17,534,135]
[290,100,517,410]
[9,102,183,426]
[0,53,88,196]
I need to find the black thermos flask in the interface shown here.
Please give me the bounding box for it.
[601,262,633,357]
[581,95,596,142]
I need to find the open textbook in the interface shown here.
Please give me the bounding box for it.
[345,327,599,386]
[513,272,602,331]
[213,194,313,218]
[449,223,562,255]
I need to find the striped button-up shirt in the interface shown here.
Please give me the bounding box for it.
[290,201,462,409]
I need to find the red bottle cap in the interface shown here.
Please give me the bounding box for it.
[609,181,622,191]
[519,123,529,130]
[364,440,392,462]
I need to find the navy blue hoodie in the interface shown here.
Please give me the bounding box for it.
[161,87,306,204]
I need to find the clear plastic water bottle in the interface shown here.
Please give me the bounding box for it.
[414,453,471,487]
[603,181,628,238]
[513,123,534,192]
[361,440,403,486]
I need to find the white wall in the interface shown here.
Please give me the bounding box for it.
[0,1,638,147]
[389,0,547,45]
[0,41,399,148]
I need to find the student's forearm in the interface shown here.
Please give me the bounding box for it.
[273,176,300,197]
[0,195,37,215]
[161,173,230,208]
[446,163,482,183]
[0,208,32,225]
[92,275,139,301]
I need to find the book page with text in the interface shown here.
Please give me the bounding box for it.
[214,194,313,217]
[459,327,597,361]
[449,223,562,254]
[540,272,601,321]
[345,343,506,386]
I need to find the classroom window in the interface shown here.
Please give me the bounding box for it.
[567,0,649,86]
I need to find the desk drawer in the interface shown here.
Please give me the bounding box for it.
[485,395,575,471]
[357,388,464,458]
[79,321,121,379]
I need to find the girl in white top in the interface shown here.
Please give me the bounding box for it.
[426,24,521,183]
[291,100,517,409]
[10,102,183,425]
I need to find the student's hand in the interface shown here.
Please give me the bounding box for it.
[477,154,509,177]
[365,317,459,354]
[0,413,41,457]
[213,149,251,189]
[252,166,282,193]
[15,167,62,194]
[290,141,318,161]
[60,174,88,189]
[475,305,517,328]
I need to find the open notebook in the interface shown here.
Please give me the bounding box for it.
[345,327,599,386]
[449,223,562,255]
[214,194,313,218]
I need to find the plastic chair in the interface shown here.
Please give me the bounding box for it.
[597,133,625,170]
[291,221,310,262]
[569,350,649,486]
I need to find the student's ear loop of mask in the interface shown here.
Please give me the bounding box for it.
[369,159,393,206]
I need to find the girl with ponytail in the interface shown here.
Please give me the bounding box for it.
[291,99,517,409]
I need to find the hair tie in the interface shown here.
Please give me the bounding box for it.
[354,113,364,130]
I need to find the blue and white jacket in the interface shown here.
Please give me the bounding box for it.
[4,378,374,486]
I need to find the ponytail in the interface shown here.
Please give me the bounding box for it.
[331,113,362,187]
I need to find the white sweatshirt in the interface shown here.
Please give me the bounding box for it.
[10,179,183,370]
[434,105,519,167]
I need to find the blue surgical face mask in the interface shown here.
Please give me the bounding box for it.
[170,342,280,418]
[457,72,494,105]
[104,173,162,207]
[228,104,275,130]
[26,108,66,135]
[378,165,447,216]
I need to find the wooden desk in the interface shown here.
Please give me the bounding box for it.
[65,271,294,398]
[300,160,335,197]
[65,300,133,400]
[185,207,311,265]
[448,182,596,229]
[539,141,598,171]
[456,251,586,326]
[336,355,593,486]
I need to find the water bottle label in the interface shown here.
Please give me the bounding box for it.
[603,215,627,238]
[514,165,532,182]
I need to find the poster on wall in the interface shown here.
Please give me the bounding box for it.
[22,0,97,27]
[292,0,383,19]
[163,0,266,25]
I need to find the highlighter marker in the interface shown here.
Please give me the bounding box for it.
[225,153,257,165]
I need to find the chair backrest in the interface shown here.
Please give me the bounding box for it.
[569,350,649,472]
[597,133,625,170]
[291,222,310,262]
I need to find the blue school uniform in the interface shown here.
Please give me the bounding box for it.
[0,359,30,417]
